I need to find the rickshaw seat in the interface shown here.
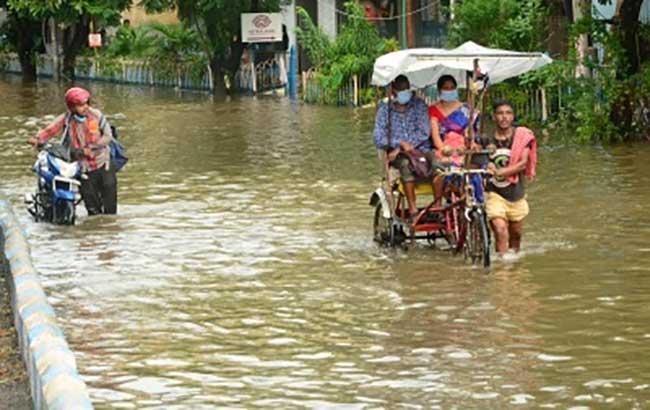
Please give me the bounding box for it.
[396,180,434,195]
[378,150,435,196]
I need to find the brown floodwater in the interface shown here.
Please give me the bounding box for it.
[1,75,649,409]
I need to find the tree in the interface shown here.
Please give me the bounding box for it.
[608,0,648,134]
[447,0,548,52]
[542,0,570,58]
[0,0,42,81]
[611,0,647,75]
[295,2,398,104]
[140,0,282,96]
[6,0,131,79]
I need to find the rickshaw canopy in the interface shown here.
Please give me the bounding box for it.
[371,41,553,89]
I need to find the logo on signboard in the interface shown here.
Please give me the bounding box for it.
[253,14,272,29]
[241,13,282,43]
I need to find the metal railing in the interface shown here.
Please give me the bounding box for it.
[301,70,367,106]
[235,53,288,94]
[1,53,212,91]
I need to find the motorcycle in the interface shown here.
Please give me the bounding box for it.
[25,142,82,225]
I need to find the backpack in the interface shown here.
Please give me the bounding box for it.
[61,112,128,172]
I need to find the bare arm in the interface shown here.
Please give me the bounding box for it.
[430,117,444,150]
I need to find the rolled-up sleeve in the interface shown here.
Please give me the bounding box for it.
[37,114,66,144]
[98,115,114,147]
[373,103,389,149]
[413,100,431,146]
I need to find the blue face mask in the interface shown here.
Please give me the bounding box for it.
[440,89,459,102]
[73,114,87,123]
[395,90,412,105]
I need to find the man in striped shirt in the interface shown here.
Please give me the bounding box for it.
[29,87,118,215]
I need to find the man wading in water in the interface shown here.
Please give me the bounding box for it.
[29,87,118,215]
[480,100,537,256]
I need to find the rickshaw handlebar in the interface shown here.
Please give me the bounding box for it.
[440,168,491,177]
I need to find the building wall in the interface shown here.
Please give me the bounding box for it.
[318,0,337,39]
[121,6,178,26]
[641,0,650,24]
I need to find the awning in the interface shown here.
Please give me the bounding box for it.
[371,41,553,88]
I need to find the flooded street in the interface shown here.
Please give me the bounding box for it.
[1,75,650,408]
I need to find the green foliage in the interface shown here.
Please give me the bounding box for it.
[0,20,16,54]
[139,0,281,91]
[451,1,650,142]
[448,0,548,51]
[512,14,650,143]
[296,1,398,104]
[7,0,130,25]
[146,23,206,81]
[294,6,330,68]
[80,22,208,82]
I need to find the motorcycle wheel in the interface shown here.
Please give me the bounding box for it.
[53,201,75,225]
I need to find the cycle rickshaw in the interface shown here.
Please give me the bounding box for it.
[369,41,552,268]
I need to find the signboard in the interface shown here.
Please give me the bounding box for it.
[241,13,283,43]
[88,33,102,48]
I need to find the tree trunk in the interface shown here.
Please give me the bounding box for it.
[209,41,247,96]
[615,0,644,76]
[210,56,228,97]
[44,18,62,81]
[610,0,645,135]
[225,41,245,94]
[13,15,39,82]
[17,49,37,82]
[62,18,90,80]
[542,0,570,58]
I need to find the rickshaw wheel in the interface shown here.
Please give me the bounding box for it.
[373,202,404,247]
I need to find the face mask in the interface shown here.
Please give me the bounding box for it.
[73,114,87,123]
[395,90,412,105]
[440,89,459,102]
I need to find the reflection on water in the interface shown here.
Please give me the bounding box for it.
[1,75,650,408]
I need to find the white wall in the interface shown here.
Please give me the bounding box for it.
[318,0,337,39]
[641,0,650,24]
[591,0,650,23]
[592,0,616,20]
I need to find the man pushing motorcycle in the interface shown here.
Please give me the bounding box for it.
[29,87,118,215]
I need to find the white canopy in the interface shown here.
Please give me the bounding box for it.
[371,41,553,88]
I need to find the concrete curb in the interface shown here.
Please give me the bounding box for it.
[0,198,93,410]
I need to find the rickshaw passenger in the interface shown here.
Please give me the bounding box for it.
[428,74,481,205]
[429,75,476,165]
[372,75,436,219]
